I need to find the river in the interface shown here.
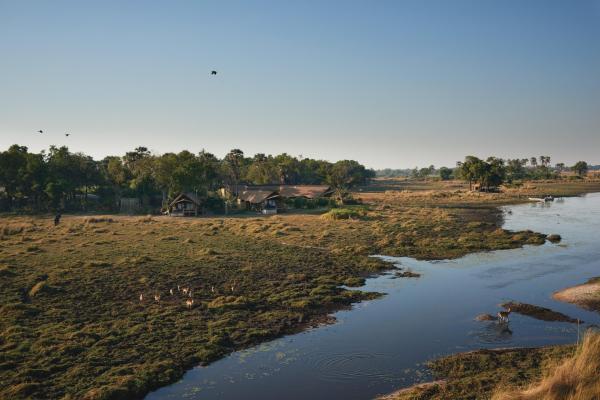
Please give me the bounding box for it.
[147,193,600,400]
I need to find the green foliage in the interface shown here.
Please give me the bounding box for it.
[438,167,453,180]
[327,160,375,190]
[572,161,589,177]
[320,207,368,220]
[456,155,576,189]
[0,145,371,214]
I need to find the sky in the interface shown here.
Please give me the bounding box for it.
[0,0,599,169]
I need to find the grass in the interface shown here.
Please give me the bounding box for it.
[493,331,600,400]
[320,206,369,220]
[380,342,575,400]
[382,332,600,400]
[1,179,597,399]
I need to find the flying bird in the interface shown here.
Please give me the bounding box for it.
[211,70,217,75]
[37,130,43,134]
[65,133,70,137]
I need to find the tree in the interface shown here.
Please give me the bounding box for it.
[327,160,374,203]
[124,147,156,203]
[101,156,130,209]
[572,161,588,177]
[530,157,538,168]
[416,165,435,179]
[298,158,330,184]
[274,153,301,184]
[506,158,527,182]
[223,149,246,195]
[327,160,373,189]
[153,153,179,205]
[457,156,506,191]
[45,146,82,209]
[196,150,220,191]
[171,151,205,195]
[0,145,30,209]
[481,157,506,190]
[457,156,485,190]
[439,167,452,181]
[246,153,276,184]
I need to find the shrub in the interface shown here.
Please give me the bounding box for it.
[320,207,367,221]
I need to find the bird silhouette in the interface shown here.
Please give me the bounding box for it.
[65,133,70,137]
[37,130,43,134]
[211,70,217,75]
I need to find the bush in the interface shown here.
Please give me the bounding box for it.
[320,207,367,220]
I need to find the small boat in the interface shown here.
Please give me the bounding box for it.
[528,196,555,202]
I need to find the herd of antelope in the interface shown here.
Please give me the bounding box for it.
[138,282,237,309]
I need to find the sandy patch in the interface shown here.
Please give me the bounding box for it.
[553,280,600,312]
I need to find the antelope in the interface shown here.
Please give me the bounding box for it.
[170,288,174,296]
[497,307,511,323]
[139,293,144,302]
[182,287,189,295]
[186,298,194,309]
[154,294,161,302]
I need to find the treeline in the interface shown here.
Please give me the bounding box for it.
[376,156,591,185]
[0,145,374,212]
[456,156,590,191]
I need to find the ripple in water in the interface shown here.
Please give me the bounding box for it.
[307,351,397,383]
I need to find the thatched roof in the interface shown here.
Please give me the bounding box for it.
[242,185,332,199]
[169,192,201,207]
[238,190,279,204]
[278,185,332,199]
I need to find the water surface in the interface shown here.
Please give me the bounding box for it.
[147,193,600,400]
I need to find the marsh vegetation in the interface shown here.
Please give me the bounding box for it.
[1,180,600,399]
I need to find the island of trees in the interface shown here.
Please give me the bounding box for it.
[378,156,591,191]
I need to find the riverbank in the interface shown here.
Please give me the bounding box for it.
[1,181,598,399]
[553,277,600,313]
[379,330,600,400]
[376,189,600,400]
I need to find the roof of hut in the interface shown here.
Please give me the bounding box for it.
[169,192,201,207]
[278,185,332,199]
[238,189,279,204]
[242,185,332,199]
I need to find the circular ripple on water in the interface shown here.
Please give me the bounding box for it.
[306,351,396,383]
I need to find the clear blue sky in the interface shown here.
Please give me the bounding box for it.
[1,0,599,168]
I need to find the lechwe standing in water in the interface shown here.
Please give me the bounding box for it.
[498,307,512,323]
